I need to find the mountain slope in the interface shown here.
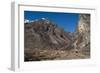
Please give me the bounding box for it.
[24,18,72,50]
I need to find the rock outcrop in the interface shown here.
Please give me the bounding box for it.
[73,14,90,55]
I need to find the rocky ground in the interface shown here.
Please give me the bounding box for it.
[24,48,90,61]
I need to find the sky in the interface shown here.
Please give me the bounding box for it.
[24,11,79,32]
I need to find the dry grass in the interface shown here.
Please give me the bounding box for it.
[24,48,90,61]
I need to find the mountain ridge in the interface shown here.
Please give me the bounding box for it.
[24,14,90,61]
[24,17,73,50]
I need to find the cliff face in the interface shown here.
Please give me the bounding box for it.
[74,14,90,55]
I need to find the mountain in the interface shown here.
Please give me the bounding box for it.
[24,18,72,50]
[24,15,90,61]
[73,14,90,55]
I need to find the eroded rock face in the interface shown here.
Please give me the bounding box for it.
[74,14,90,55]
[77,14,90,34]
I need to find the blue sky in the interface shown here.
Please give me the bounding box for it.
[24,11,79,32]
